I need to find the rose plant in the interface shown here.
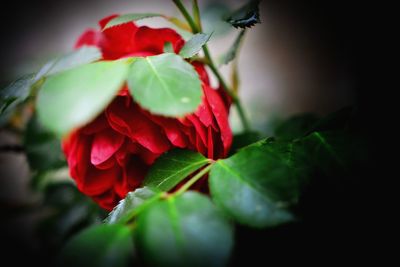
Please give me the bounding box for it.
[0,1,367,267]
[63,14,232,210]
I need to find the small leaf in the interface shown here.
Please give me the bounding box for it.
[135,192,233,267]
[58,224,134,267]
[105,187,158,224]
[179,33,212,58]
[0,74,34,115]
[220,29,245,65]
[225,0,261,28]
[35,46,102,81]
[104,13,161,29]
[209,140,308,228]
[143,149,209,191]
[37,60,128,135]
[164,42,174,53]
[127,53,202,117]
[274,113,319,141]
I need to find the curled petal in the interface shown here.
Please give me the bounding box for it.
[74,29,103,49]
[106,97,170,154]
[78,165,120,196]
[133,26,185,54]
[91,128,124,166]
[204,85,233,156]
[114,155,147,198]
[92,189,119,211]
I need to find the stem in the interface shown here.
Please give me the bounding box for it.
[192,0,202,32]
[172,0,198,33]
[175,164,213,195]
[172,0,251,131]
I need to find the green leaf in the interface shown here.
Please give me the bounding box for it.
[220,29,246,65]
[104,13,161,29]
[202,2,232,37]
[58,224,134,267]
[179,33,212,58]
[24,114,66,171]
[34,46,102,81]
[300,131,368,174]
[164,42,174,53]
[135,192,233,267]
[143,149,209,191]
[308,106,354,133]
[225,0,261,28]
[274,113,319,141]
[209,140,308,228]
[0,74,34,115]
[127,53,202,117]
[104,187,158,224]
[37,60,128,135]
[230,131,262,154]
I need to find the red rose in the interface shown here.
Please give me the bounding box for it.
[62,15,233,210]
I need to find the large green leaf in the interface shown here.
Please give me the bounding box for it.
[34,46,102,81]
[0,74,34,115]
[209,140,309,228]
[135,192,233,267]
[127,53,202,117]
[300,130,368,174]
[230,131,262,154]
[220,29,246,65]
[143,149,210,191]
[37,60,128,135]
[308,106,354,133]
[179,33,212,58]
[104,13,161,29]
[224,0,261,28]
[58,224,134,267]
[274,113,319,141]
[104,187,159,224]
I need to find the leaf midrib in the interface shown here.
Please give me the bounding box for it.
[145,57,175,99]
[153,159,209,189]
[216,160,272,203]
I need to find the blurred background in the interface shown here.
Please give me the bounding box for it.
[0,0,368,265]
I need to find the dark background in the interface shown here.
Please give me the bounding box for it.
[0,0,380,265]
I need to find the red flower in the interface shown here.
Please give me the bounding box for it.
[62,15,233,210]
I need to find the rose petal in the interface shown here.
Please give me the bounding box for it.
[133,26,185,54]
[192,62,210,85]
[91,128,125,166]
[204,85,233,156]
[114,155,147,198]
[126,141,159,165]
[106,97,170,153]
[94,156,117,170]
[187,114,207,147]
[99,15,139,60]
[82,113,109,135]
[78,165,120,196]
[92,189,119,211]
[207,127,214,159]
[141,110,188,148]
[74,29,103,49]
[195,96,218,131]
